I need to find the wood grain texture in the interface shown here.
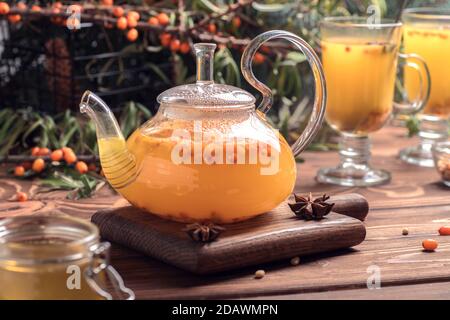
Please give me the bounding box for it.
[0,126,449,299]
[91,202,366,274]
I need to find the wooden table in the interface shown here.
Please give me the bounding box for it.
[1,126,450,300]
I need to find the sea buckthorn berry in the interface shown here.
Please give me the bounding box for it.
[16,191,27,202]
[159,33,171,47]
[31,147,40,156]
[127,16,137,28]
[32,158,45,173]
[170,39,180,52]
[439,226,450,236]
[116,16,127,30]
[0,2,10,14]
[14,166,25,177]
[61,147,73,155]
[157,12,170,26]
[422,239,438,251]
[232,16,241,28]
[127,11,140,21]
[37,147,50,156]
[148,17,159,26]
[50,7,62,24]
[253,52,265,65]
[75,161,88,174]
[50,149,64,162]
[31,5,41,12]
[88,163,97,172]
[64,150,77,164]
[113,6,124,17]
[127,28,138,42]
[180,42,190,54]
[8,14,21,24]
[260,45,271,54]
[68,4,82,13]
[207,23,217,34]
[51,7,61,15]
[17,2,27,10]
[102,0,113,5]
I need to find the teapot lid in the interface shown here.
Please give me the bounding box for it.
[157,43,255,108]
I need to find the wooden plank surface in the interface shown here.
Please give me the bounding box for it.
[1,125,449,299]
[91,202,366,274]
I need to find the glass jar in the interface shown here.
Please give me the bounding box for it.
[0,215,134,300]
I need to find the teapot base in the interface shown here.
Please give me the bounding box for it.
[141,209,265,224]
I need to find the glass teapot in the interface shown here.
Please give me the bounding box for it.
[80,30,326,224]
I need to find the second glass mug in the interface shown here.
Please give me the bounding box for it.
[399,8,450,167]
[316,17,430,187]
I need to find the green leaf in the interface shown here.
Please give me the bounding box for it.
[40,171,100,200]
[147,62,171,85]
[406,116,420,137]
[286,52,307,64]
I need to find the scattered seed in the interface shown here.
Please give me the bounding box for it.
[402,228,409,236]
[254,270,265,279]
[422,239,438,252]
[290,256,300,266]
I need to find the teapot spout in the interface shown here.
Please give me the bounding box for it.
[80,91,138,190]
[80,90,124,141]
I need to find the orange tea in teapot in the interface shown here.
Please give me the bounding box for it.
[99,115,296,223]
[82,33,326,224]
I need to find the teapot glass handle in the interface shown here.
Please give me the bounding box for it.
[241,30,327,157]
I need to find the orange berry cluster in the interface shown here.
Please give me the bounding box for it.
[0,2,251,56]
[13,146,96,178]
[115,10,140,41]
[158,32,190,54]
[114,9,175,43]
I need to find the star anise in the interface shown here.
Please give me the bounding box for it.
[183,223,226,243]
[288,192,335,220]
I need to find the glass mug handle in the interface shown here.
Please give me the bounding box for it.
[84,242,135,300]
[241,30,327,157]
[394,53,431,115]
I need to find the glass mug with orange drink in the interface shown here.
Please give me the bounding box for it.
[399,8,450,167]
[80,30,326,223]
[316,17,430,186]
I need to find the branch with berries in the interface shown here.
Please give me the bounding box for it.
[0,0,272,54]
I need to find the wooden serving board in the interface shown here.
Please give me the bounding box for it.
[92,197,367,275]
